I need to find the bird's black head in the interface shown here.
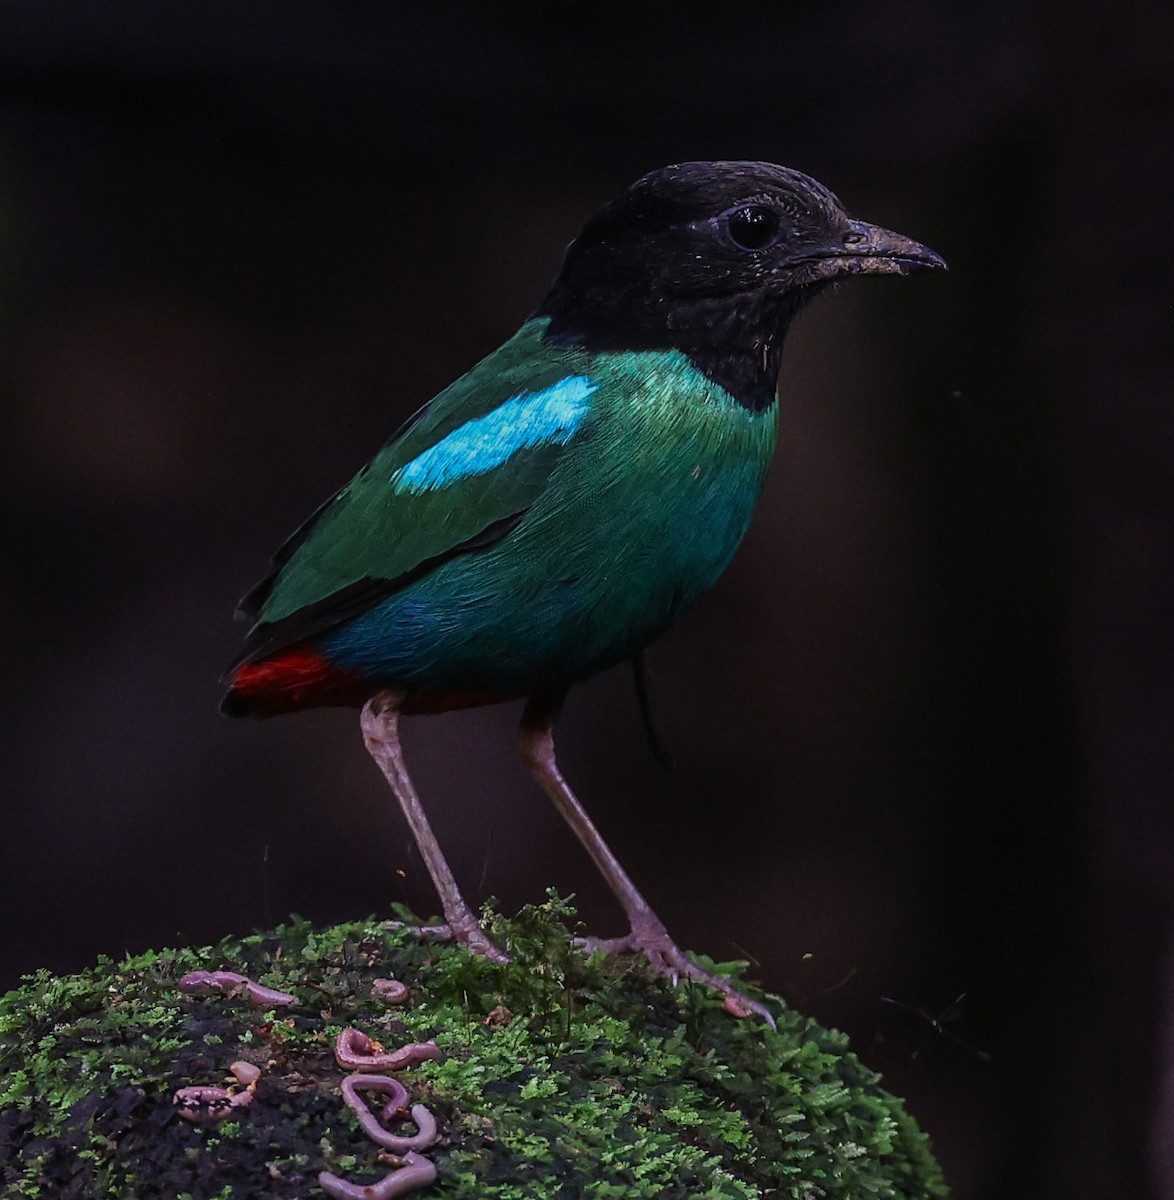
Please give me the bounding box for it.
[538,161,945,410]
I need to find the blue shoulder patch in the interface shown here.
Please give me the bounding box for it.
[390,376,597,493]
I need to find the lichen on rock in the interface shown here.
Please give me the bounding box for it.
[0,894,948,1198]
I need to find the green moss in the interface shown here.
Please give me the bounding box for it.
[0,894,947,1198]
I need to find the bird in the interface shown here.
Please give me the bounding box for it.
[222,160,945,1023]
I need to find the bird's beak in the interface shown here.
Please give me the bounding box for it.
[801,219,947,281]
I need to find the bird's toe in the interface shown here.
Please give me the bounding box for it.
[387,918,511,964]
[576,924,774,1028]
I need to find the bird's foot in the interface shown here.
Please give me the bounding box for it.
[387,913,510,965]
[575,915,775,1029]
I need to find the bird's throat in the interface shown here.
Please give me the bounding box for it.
[684,335,784,413]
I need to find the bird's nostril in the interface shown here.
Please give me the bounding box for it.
[843,231,866,245]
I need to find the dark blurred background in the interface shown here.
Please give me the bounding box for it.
[2,2,1172,1196]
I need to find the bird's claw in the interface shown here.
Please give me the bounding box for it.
[387,919,457,943]
[575,925,775,1029]
[387,918,510,964]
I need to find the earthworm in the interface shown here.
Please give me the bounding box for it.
[343,1073,409,1121]
[173,1085,251,1122]
[372,978,410,1004]
[229,1060,262,1087]
[334,1027,441,1072]
[318,1151,437,1199]
[173,1061,261,1122]
[339,1074,437,1152]
[178,970,297,1009]
[366,1076,409,1121]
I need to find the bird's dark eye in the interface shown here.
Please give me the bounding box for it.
[726,205,780,251]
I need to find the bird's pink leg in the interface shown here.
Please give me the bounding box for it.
[362,692,508,963]
[518,695,775,1027]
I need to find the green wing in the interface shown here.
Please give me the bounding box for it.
[231,320,591,667]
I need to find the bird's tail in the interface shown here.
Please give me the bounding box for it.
[220,643,370,717]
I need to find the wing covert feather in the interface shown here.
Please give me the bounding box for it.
[235,321,591,662]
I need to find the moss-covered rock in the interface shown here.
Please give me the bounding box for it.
[0,895,947,1198]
